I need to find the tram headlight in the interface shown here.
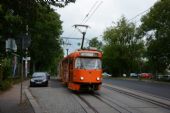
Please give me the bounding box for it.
[96,77,100,81]
[80,76,84,80]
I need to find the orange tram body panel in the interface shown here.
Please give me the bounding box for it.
[59,49,102,91]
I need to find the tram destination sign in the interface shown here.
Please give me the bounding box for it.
[80,52,98,57]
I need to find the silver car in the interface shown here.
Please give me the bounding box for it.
[130,73,138,77]
[30,72,48,87]
[102,72,112,77]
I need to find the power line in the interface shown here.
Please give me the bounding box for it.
[81,1,103,24]
[81,1,99,24]
[84,1,103,24]
[128,7,151,22]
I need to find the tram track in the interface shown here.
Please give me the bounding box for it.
[91,93,132,113]
[73,93,99,113]
[73,92,132,113]
[77,94,100,113]
[72,83,170,113]
[102,83,170,110]
[92,93,133,113]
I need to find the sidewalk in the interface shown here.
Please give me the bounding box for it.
[0,80,34,113]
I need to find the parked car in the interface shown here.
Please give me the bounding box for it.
[130,73,138,77]
[30,72,48,87]
[156,74,170,81]
[139,73,153,79]
[45,72,50,80]
[102,72,112,77]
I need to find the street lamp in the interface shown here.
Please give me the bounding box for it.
[66,48,69,56]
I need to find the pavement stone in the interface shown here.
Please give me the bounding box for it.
[25,89,41,113]
[0,80,34,113]
[29,80,86,113]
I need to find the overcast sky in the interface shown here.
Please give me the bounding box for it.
[55,0,158,55]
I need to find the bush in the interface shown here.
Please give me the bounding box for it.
[0,80,12,91]
[12,77,21,84]
[1,58,12,80]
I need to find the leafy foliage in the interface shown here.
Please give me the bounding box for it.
[30,4,63,71]
[0,79,12,91]
[39,0,76,7]
[103,17,144,76]
[0,0,74,74]
[88,37,103,50]
[1,58,12,80]
[140,0,170,73]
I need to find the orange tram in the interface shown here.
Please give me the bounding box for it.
[59,49,102,91]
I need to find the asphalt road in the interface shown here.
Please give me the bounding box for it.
[103,78,170,99]
[29,79,170,113]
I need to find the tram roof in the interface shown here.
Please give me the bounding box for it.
[64,49,102,59]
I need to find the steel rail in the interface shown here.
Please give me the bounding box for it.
[92,93,133,113]
[102,84,170,110]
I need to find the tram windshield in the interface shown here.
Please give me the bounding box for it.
[75,58,101,69]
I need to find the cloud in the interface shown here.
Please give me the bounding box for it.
[55,0,157,54]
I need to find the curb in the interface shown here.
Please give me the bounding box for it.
[103,83,170,107]
[25,89,42,113]
[109,77,170,85]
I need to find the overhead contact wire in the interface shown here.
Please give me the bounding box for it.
[84,1,103,24]
[81,1,99,24]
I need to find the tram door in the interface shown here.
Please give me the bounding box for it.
[69,59,73,82]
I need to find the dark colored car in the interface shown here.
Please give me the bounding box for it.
[30,72,48,87]
[45,72,50,80]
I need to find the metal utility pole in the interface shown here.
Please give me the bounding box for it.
[73,24,89,49]
[20,25,31,104]
[62,40,71,56]
[25,25,28,78]
[66,49,69,55]
[20,55,23,104]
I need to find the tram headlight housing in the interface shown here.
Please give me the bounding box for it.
[97,77,100,81]
[80,76,84,80]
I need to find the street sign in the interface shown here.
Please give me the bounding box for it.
[5,38,17,52]
[23,57,31,61]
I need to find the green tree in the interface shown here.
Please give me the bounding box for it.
[0,0,76,74]
[0,0,75,89]
[140,0,170,73]
[30,4,63,72]
[41,0,76,7]
[88,37,103,50]
[103,17,144,76]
